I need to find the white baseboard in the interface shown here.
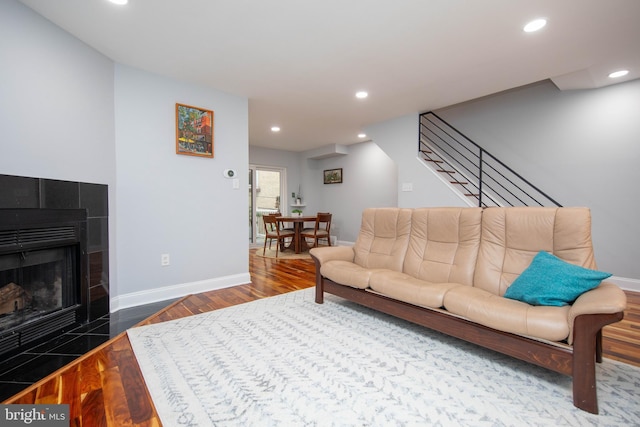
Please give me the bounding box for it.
[109,270,639,314]
[608,276,640,293]
[110,272,251,313]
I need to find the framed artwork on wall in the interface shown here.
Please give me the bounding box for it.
[175,103,214,158]
[323,168,343,184]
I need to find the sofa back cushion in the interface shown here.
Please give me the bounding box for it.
[403,207,483,286]
[474,207,597,296]
[353,208,412,271]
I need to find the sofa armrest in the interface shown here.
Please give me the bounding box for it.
[309,246,355,265]
[567,281,627,343]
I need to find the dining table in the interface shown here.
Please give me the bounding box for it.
[275,215,317,254]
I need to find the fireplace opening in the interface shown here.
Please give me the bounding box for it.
[0,209,87,357]
[0,246,77,333]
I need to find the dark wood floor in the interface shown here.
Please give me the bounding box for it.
[603,289,640,366]
[4,250,639,426]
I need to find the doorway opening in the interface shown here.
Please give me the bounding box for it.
[249,166,287,245]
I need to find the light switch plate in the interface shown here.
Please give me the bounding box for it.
[401,182,413,192]
[161,254,170,266]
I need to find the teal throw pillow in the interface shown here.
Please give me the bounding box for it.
[504,251,611,306]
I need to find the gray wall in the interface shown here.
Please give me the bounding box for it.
[367,114,469,209]
[436,79,640,281]
[0,0,118,299]
[250,141,397,243]
[366,79,640,284]
[1,0,250,310]
[5,0,636,291]
[113,65,249,309]
[305,141,397,242]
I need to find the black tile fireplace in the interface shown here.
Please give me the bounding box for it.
[0,209,88,357]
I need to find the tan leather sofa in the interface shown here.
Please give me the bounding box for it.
[310,207,627,414]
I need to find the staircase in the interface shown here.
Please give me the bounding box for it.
[419,112,561,207]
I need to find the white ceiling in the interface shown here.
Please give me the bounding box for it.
[19,0,640,152]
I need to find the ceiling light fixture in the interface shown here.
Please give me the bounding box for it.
[355,91,368,99]
[523,18,547,33]
[271,126,281,132]
[358,133,367,138]
[608,70,629,79]
[108,0,129,5]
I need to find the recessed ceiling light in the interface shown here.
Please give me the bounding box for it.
[358,133,367,138]
[355,91,368,99]
[108,0,128,5]
[271,126,280,132]
[608,70,629,79]
[523,18,547,33]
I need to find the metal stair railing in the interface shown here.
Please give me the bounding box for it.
[419,112,561,207]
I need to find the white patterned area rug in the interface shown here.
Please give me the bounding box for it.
[127,288,640,426]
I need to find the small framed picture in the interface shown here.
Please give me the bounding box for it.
[323,168,343,184]
[176,103,214,158]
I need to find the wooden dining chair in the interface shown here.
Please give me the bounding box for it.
[301,212,332,248]
[302,212,328,232]
[271,212,294,231]
[263,215,294,257]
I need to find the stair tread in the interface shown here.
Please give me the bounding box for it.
[421,112,559,209]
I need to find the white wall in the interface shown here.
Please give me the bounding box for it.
[113,64,249,309]
[0,0,118,292]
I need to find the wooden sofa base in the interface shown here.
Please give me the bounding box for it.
[314,275,623,414]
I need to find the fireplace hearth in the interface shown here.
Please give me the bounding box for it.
[0,209,88,357]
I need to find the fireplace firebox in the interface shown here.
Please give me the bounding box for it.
[0,209,88,357]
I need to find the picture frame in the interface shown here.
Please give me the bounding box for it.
[176,103,214,158]
[323,168,343,184]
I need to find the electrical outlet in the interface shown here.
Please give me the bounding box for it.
[161,254,170,266]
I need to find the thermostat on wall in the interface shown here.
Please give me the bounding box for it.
[223,169,236,178]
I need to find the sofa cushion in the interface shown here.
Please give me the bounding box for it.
[403,207,482,286]
[473,207,598,296]
[369,270,462,308]
[353,208,412,271]
[321,260,382,289]
[443,286,571,342]
[503,251,612,306]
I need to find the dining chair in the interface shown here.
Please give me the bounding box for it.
[271,212,294,231]
[263,215,295,257]
[301,212,332,248]
[302,212,328,232]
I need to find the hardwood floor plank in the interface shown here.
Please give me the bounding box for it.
[60,369,81,417]
[101,366,133,427]
[81,353,107,396]
[81,389,107,427]
[2,251,638,426]
[116,345,156,424]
